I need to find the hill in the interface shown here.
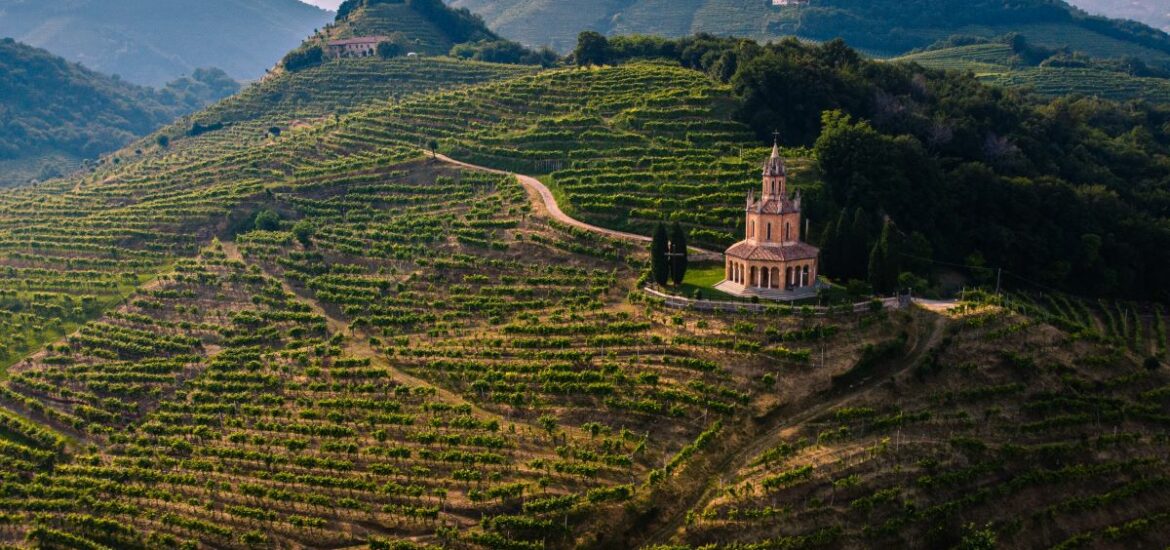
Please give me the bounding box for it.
[275,0,553,74]
[0,39,239,186]
[327,0,498,55]
[1067,0,1170,32]
[0,0,333,86]
[448,0,1170,65]
[894,37,1170,102]
[0,51,1164,548]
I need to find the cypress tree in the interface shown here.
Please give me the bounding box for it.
[848,207,871,280]
[868,220,901,293]
[820,210,844,276]
[651,223,670,286]
[670,222,688,286]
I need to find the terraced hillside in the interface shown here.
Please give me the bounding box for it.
[894,43,1170,102]
[332,2,465,54]
[664,296,1170,548]
[155,57,536,160]
[309,0,500,57]
[293,62,804,248]
[1,55,535,376]
[0,114,898,548]
[145,60,802,252]
[0,50,1166,549]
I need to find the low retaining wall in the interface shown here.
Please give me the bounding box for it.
[640,287,906,315]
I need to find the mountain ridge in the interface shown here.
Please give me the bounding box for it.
[448,0,1170,64]
[1067,0,1170,32]
[0,0,333,85]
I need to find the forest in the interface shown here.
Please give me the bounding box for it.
[0,39,239,162]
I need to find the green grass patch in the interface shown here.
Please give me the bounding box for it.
[673,262,744,302]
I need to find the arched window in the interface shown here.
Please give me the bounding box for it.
[766,223,772,241]
[784,223,790,241]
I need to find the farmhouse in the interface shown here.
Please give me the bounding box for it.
[715,140,820,300]
[326,36,390,58]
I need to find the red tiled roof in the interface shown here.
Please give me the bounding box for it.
[725,241,819,261]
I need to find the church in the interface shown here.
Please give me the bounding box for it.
[715,141,820,299]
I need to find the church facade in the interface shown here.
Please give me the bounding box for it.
[715,142,820,299]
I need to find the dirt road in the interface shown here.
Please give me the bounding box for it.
[433,153,723,261]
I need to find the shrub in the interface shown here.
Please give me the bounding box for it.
[1145,356,1161,371]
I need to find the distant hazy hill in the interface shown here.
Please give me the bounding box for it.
[449,0,1170,65]
[0,0,333,86]
[1067,0,1170,32]
[0,39,239,185]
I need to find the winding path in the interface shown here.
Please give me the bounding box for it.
[433,154,723,261]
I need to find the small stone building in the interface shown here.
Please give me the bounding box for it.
[715,142,820,300]
[326,36,390,58]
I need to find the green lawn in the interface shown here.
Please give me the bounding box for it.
[670,262,744,302]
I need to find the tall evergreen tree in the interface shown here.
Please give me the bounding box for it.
[651,222,670,286]
[820,210,844,276]
[847,207,871,280]
[670,222,688,285]
[868,220,901,293]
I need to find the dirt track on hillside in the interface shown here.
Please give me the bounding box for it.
[433,153,723,261]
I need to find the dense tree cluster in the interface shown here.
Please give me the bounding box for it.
[581,32,1170,300]
[281,45,325,73]
[450,40,559,67]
